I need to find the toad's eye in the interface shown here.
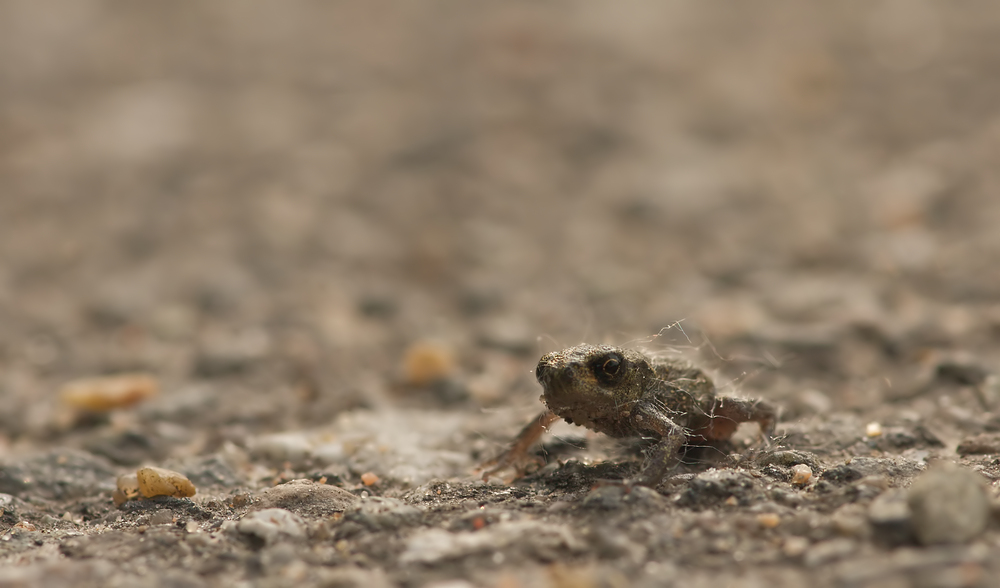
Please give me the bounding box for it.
[592,352,625,385]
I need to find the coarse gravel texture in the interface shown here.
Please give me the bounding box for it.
[3,2,1000,587]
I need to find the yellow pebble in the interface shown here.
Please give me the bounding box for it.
[136,466,196,498]
[791,464,813,486]
[402,341,456,386]
[60,374,158,412]
[757,513,781,529]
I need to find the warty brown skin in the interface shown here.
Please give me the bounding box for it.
[480,344,776,487]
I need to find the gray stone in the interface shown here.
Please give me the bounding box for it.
[821,456,924,485]
[237,508,306,545]
[956,433,1000,456]
[335,496,421,539]
[907,462,989,545]
[149,509,175,526]
[399,520,584,564]
[676,469,759,508]
[248,433,312,468]
[868,489,914,546]
[582,484,667,510]
[759,449,822,470]
[803,538,857,567]
[255,478,358,517]
[177,454,243,488]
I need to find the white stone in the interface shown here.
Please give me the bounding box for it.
[249,433,312,467]
[237,508,306,544]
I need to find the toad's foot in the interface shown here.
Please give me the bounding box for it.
[478,410,558,482]
[478,452,545,483]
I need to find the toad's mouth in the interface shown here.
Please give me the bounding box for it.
[536,357,575,400]
[538,375,589,414]
[538,378,566,403]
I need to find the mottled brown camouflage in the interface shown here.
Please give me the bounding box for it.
[482,344,776,487]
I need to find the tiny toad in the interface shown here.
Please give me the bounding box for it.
[480,344,776,487]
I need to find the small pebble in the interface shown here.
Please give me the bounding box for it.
[935,360,990,386]
[311,442,345,464]
[757,513,781,529]
[908,462,989,545]
[804,538,856,567]
[821,456,924,484]
[795,389,833,415]
[186,531,211,548]
[399,520,581,565]
[249,433,312,468]
[231,493,252,508]
[261,542,300,571]
[865,422,883,437]
[361,472,380,486]
[760,449,821,470]
[60,374,158,412]
[956,433,1000,456]
[256,479,358,516]
[237,508,306,545]
[336,497,422,538]
[868,489,913,546]
[783,536,809,558]
[136,466,196,498]
[402,341,456,386]
[791,464,813,486]
[149,510,175,526]
[582,485,628,509]
[831,510,869,538]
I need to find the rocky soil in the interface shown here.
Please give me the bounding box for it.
[3,2,1000,587]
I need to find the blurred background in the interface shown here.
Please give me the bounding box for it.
[2,1,1000,451]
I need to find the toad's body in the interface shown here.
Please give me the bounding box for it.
[481,344,776,487]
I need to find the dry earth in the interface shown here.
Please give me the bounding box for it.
[3,2,1000,587]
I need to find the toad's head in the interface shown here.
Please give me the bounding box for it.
[534,344,650,429]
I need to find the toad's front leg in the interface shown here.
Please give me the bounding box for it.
[629,402,689,487]
[478,410,558,482]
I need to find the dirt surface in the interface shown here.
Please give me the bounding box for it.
[3,2,1000,587]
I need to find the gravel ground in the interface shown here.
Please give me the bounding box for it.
[3,2,1000,587]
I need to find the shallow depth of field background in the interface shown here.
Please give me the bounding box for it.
[5,3,1000,587]
[2,0,1000,480]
